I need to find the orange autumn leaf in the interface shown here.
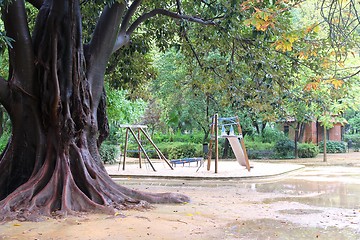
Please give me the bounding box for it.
[304,82,319,91]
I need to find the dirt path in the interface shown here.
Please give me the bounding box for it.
[1,153,360,240]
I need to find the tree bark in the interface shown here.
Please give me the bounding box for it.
[323,126,327,162]
[0,0,188,222]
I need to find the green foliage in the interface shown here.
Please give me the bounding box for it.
[247,127,286,143]
[126,142,202,160]
[105,84,146,143]
[152,131,204,144]
[261,127,287,143]
[99,142,120,164]
[0,130,9,152]
[274,138,295,158]
[298,143,319,158]
[318,141,347,153]
[343,134,360,151]
[244,140,274,151]
[346,113,360,134]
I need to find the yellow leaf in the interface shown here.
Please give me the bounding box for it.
[285,42,292,51]
[313,25,321,33]
[298,51,308,59]
[331,79,344,89]
[338,61,345,68]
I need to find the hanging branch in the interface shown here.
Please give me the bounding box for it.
[127,8,216,36]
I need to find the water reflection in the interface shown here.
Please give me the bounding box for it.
[252,180,360,209]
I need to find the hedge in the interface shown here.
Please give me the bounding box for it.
[298,143,319,158]
[125,142,203,160]
[100,142,120,164]
[343,134,360,151]
[318,141,347,153]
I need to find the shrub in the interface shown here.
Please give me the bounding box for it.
[125,142,203,160]
[318,141,347,153]
[152,132,204,144]
[343,134,360,151]
[274,138,295,158]
[100,142,120,164]
[261,127,286,143]
[298,143,319,158]
[243,140,274,151]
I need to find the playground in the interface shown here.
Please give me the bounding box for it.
[117,115,254,175]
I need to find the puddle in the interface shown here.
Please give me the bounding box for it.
[250,180,360,209]
[225,219,360,240]
[278,209,323,215]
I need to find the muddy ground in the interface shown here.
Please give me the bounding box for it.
[0,153,360,240]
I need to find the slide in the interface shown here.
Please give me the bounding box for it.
[226,136,251,171]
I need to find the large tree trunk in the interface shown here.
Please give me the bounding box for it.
[0,0,188,222]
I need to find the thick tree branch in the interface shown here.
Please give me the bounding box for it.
[87,3,125,64]
[26,0,44,9]
[111,0,142,52]
[2,0,34,92]
[120,0,142,33]
[86,2,125,110]
[127,8,216,36]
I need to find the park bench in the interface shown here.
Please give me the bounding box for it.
[170,157,203,167]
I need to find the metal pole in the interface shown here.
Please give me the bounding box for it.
[207,115,215,171]
[138,128,142,168]
[121,128,129,171]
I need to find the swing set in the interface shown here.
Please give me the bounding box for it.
[118,125,173,172]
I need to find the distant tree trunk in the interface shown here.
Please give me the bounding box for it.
[298,123,305,143]
[0,0,187,221]
[294,122,300,159]
[323,126,327,162]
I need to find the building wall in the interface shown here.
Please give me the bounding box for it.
[279,121,343,144]
[329,124,342,141]
[303,122,317,143]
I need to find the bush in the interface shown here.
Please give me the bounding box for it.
[274,138,295,158]
[318,141,347,153]
[343,134,360,151]
[298,143,319,158]
[153,132,204,144]
[125,142,203,160]
[261,127,286,143]
[242,140,274,159]
[100,142,120,164]
[157,142,202,159]
[243,140,274,151]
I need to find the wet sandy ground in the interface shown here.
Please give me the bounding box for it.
[1,163,360,240]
